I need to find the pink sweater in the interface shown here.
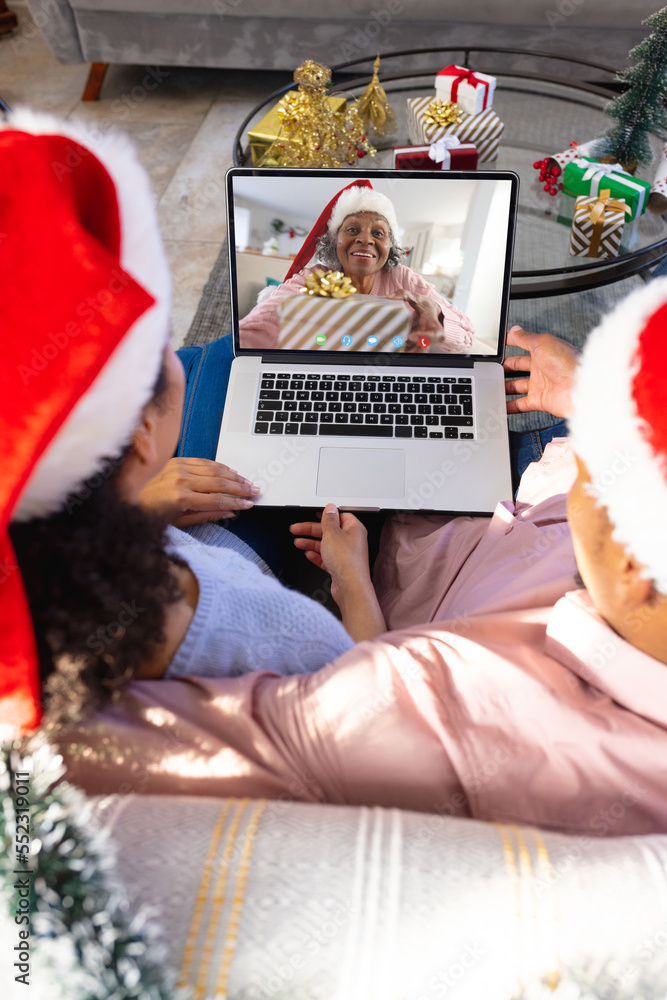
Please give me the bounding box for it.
[53,441,667,836]
[239,265,475,353]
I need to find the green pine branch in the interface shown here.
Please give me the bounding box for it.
[593,4,667,167]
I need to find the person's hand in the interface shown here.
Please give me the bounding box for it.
[503,326,581,419]
[290,504,386,640]
[388,290,444,352]
[139,457,259,527]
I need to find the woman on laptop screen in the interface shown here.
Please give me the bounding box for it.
[238,180,475,354]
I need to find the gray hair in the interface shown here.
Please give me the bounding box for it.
[315,224,405,271]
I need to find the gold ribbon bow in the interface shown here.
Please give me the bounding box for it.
[423,99,464,129]
[303,269,357,298]
[585,189,631,258]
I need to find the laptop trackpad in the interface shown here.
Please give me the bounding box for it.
[316,447,405,498]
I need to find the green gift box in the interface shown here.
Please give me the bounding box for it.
[562,157,650,221]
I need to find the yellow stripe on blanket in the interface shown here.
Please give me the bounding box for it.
[178,798,267,1000]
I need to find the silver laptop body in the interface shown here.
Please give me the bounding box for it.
[217,167,518,514]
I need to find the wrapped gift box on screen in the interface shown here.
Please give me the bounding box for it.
[569,191,631,259]
[393,138,478,170]
[563,157,651,220]
[248,91,347,166]
[434,64,496,116]
[407,97,504,163]
[278,294,412,351]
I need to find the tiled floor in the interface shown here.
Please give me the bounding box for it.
[0,1,292,346]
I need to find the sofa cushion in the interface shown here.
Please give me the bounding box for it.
[68,0,659,29]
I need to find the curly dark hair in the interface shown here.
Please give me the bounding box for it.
[315,223,405,271]
[9,362,184,727]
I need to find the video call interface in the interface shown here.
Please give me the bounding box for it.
[230,173,514,358]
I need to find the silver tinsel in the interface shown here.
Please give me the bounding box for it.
[0,738,184,1000]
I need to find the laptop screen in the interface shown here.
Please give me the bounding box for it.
[227,168,517,363]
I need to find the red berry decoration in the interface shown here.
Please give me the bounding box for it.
[550,166,560,176]
[544,183,551,191]
[358,150,365,158]
[558,182,564,190]
[533,160,542,169]
[549,187,558,196]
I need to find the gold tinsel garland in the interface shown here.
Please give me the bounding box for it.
[351,55,396,137]
[264,59,376,169]
[303,269,357,298]
[423,99,464,129]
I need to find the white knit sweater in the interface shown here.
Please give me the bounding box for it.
[164,525,354,678]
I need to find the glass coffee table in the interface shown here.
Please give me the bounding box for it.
[233,47,667,302]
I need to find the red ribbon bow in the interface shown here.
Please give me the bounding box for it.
[438,64,490,110]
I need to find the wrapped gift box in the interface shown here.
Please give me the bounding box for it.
[533,138,599,193]
[407,97,504,162]
[278,293,412,351]
[248,92,347,166]
[393,141,478,170]
[569,192,631,259]
[434,64,496,116]
[546,138,598,175]
[563,157,650,221]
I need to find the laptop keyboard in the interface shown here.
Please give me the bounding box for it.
[253,372,474,440]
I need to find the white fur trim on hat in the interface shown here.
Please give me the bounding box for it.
[569,276,667,593]
[6,109,171,522]
[328,187,400,240]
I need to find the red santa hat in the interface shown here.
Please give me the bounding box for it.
[569,276,667,594]
[284,178,401,279]
[0,109,171,736]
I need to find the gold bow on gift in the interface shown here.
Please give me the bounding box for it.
[303,269,357,298]
[585,188,632,257]
[423,99,464,129]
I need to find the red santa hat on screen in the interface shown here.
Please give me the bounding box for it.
[0,108,171,736]
[285,178,401,279]
[569,276,667,594]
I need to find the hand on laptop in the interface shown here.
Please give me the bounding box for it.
[139,457,260,528]
[503,327,581,419]
[290,504,387,642]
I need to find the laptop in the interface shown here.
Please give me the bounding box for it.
[217,167,518,514]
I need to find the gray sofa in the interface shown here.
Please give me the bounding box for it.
[24,0,660,80]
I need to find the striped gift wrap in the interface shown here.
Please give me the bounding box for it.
[406,97,504,163]
[569,194,628,259]
[278,293,412,351]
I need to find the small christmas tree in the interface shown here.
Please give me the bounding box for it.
[593,5,667,170]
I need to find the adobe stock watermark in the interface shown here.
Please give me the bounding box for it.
[335,0,406,62]
[419,942,487,998]
[86,599,144,656]
[584,448,639,501]
[545,0,588,30]
[403,404,506,510]
[10,0,69,56]
[249,437,308,494]
[211,0,244,18]
[17,269,134,386]
[246,898,356,999]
